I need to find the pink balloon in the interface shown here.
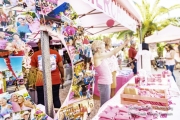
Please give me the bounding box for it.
[106,19,115,27]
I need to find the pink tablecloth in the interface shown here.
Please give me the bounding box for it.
[94,73,133,96]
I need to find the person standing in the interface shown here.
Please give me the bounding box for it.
[52,22,57,32]
[135,43,157,73]
[30,36,64,108]
[91,37,131,106]
[128,40,137,75]
[178,41,180,57]
[103,37,119,97]
[165,44,176,81]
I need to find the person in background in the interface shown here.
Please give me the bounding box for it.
[25,14,40,33]
[91,37,131,106]
[83,36,89,44]
[128,39,137,75]
[0,31,7,50]
[17,17,31,34]
[0,8,7,29]
[117,48,124,70]
[178,42,180,72]
[30,36,64,108]
[165,44,176,81]
[21,111,30,120]
[52,21,57,32]
[178,41,180,57]
[135,43,157,73]
[103,37,119,97]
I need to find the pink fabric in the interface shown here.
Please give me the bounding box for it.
[83,39,89,44]
[98,111,116,119]
[28,20,40,33]
[94,73,133,96]
[115,73,134,92]
[21,104,32,111]
[94,59,112,85]
[11,102,21,112]
[114,112,131,119]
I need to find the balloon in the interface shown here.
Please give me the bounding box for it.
[106,19,115,27]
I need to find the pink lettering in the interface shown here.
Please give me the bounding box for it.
[104,0,110,14]
[96,0,102,9]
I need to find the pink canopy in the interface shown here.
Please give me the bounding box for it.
[58,0,141,35]
[145,25,180,43]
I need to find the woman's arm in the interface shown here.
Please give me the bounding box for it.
[95,37,132,60]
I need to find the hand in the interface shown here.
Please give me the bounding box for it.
[61,77,65,84]
[131,64,134,69]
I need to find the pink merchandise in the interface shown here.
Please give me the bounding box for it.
[118,106,129,113]
[98,111,116,119]
[99,117,110,120]
[114,112,131,120]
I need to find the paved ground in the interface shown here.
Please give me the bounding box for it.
[60,67,180,120]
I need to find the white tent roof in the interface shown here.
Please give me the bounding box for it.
[58,0,141,35]
[145,25,180,43]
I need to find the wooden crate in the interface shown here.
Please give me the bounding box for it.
[120,84,169,111]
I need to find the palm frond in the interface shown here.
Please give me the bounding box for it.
[168,4,180,11]
[116,30,134,39]
[156,18,178,29]
[151,4,180,21]
[142,0,151,20]
[151,6,169,21]
[151,0,161,13]
[134,2,146,21]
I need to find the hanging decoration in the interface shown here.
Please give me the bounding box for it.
[106,19,115,27]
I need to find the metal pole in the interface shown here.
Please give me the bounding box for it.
[41,31,54,118]
[139,24,143,69]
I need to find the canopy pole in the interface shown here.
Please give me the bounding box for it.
[41,31,54,118]
[139,24,143,69]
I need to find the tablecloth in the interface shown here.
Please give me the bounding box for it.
[92,76,180,120]
[94,73,133,96]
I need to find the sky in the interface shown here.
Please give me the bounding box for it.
[132,0,180,21]
[0,57,23,77]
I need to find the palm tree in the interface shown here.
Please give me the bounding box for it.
[114,0,180,41]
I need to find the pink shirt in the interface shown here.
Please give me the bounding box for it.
[11,102,21,112]
[28,20,40,33]
[94,59,112,85]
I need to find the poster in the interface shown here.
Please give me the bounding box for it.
[0,1,95,119]
[0,56,24,93]
[40,2,95,120]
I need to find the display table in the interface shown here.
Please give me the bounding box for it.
[92,76,180,120]
[94,71,133,96]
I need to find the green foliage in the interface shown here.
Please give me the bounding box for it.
[21,11,36,18]
[113,0,180,42]
[157,42,166,57]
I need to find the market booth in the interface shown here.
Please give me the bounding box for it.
[93,70,180,119]
[145,25,180,43]
[56,0,141,105]
[92,25,180,119]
